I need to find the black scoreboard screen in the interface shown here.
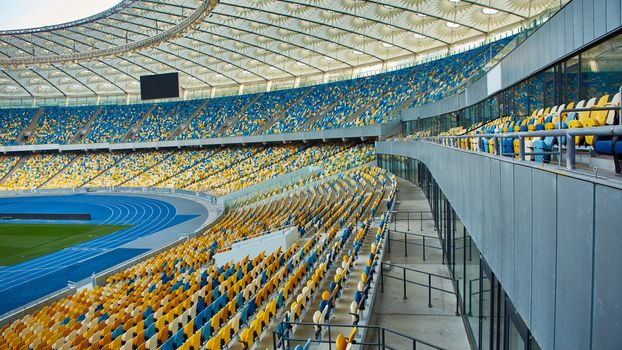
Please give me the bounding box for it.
[140,72,180,100]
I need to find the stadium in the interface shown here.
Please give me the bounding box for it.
[0,0,619,349]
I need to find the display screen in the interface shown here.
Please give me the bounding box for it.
[140,72,180,100]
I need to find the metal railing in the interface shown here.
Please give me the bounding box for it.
[387,210,435,232]
[273,321,447,350]
[387,230,442,261]
[0,286,75,326]
[380,262,459,316]
[428,115,622,170]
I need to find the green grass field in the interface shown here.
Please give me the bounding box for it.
[0,223,130,266]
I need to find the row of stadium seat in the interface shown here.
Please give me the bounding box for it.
[0,37,512,146]
[0,108,36,145]
[0,144,375,195]
[0,165,391,350]
[440,93,621,167]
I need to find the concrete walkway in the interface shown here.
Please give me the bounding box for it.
[367,177,471,350]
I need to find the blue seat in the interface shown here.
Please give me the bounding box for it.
[201,323,212,342]
[533,137,555,163]
[173,329,185,347]
[112,325,124,340]
[145,323,156,339]
[594,136,622,173]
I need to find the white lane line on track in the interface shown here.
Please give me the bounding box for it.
[0,197,179,291]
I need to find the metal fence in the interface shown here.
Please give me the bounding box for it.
[428,112,622,171]
[273,321,447,350]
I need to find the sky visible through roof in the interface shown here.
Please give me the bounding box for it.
[0,0,122,30]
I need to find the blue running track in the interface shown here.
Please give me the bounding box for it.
[0,194,197,315]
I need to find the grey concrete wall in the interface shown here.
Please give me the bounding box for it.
[376,140,622,350]
[402,0,622,121]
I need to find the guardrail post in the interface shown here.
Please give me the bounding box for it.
[566,133,576,170]
[468,280,473,316]
[328,325,332,350]
[382,328,386,350]
[407,212,410,231]
[493,137,499,155]
[420,212,423,231]
[387,230,391,253]
[456,280,460,316]
[404,231,408,257]
[380,265,384,293]
[403,268,407,300]
[519,137,525,160]
[422,236,426,261]
[273,330,278,350]
[428,274,432,308]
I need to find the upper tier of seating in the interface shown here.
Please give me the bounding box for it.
[85,104,151,144]
[0,37,512,146]
[0,164,394,350]
[29,106,98,145]
[0,108,36,145]
[433,92,622,171]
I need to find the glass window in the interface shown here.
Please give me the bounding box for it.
[481,266,493,350]
[466,238,480,347]
[580,33,622,99]
[564,56,580,103]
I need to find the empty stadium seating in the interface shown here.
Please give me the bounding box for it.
[0,164,394,350]
[0,143,375,195]
[435,92,622,171]
[85,104,151,144]
[0,108,37,145]
[29,106,98,145]
[0,37,513,147]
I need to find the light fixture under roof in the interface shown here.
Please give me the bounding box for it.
[324,56,334,61]
[269,66,278,71]
[242,70,251,74]
[482,8,499,15]
[296,61,306,66]
[446,22,460,28]
[382,42,393,48]
[448,0,460,2]
[352,50,364,55]
[413,33,424,39]
[416,13,426,17]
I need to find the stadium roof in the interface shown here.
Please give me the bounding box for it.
[0,0,566,102]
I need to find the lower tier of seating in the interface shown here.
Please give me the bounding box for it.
[0,143,375,195]
[0,165,396,350]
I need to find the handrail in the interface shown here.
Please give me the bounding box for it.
[434,124,622,140]
[424,123,622,170]
[0,286,75,326]
[380,262,460,315]
[387,229,442,261]
[273,321,447,350]
[387,210,435,232]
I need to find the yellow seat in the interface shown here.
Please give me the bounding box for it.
[336,334,347,350]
